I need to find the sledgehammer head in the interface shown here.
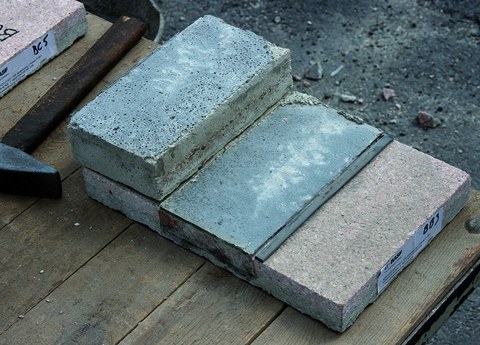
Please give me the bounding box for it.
[0,143,62,198]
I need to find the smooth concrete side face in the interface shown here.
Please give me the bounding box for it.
[0,0,87,96]
[69,15,291,201]
[255,141,470,331]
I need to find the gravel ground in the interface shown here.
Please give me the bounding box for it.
[81,1,479,343]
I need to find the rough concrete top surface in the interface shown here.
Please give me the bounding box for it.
[264,140,470,306]
[69,15,286,161]
[0,0,86,64]
[162,92,385,256]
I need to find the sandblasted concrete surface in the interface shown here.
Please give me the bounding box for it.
[69,15,291,201]
[0,0,87,97]
[161,92,390,262]
[253,140,470,332]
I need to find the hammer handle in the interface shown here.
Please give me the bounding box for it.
[2,16,147,153]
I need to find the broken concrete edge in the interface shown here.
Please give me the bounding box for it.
[279,91,365,126]
[279,91,322,106]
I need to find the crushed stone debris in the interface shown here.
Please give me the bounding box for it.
[292,74,302,81]
[339,93,357,102]
[417,111,441,129]
[382,87,396,100]
[304,62,323,80]
[465,217,480,234]
[330,64,344,77]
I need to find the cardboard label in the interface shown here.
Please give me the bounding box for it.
[378,207,444,293]
[0,31,58,97]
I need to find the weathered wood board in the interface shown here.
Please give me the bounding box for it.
[120,263,285,345]
[0,224,203,344]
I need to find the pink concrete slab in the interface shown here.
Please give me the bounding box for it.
[253,141,470,331]
[0,0,87,96]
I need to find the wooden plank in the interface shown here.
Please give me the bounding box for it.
[0,224,204,345]
[251,191,480,345]
[0,169,132,333]
[0,194,36,229]
[120,263,285,345]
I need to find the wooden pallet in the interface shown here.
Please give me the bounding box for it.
[1,15,479,345]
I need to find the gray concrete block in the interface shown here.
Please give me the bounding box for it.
[82,139,470,332]
[69,15,291,201]
[0,0,87,97]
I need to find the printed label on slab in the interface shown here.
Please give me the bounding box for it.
[377,207,444,294]
[0,31,58,97]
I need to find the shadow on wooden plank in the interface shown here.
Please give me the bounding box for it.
[0,169,132,333]
[120,263,285,345]
[0,223,203,344]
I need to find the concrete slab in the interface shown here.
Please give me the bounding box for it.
[253,141,470,331]
[82,140,470,332]
[0,0,87,97]
[161,92,390,262]
[69,15,291,201]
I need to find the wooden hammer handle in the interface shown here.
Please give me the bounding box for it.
[2,16,147,153]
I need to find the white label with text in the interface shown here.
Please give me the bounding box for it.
[377,207,444,293]
[0,31,58,97]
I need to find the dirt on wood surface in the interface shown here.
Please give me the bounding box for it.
[81,1,480,344]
